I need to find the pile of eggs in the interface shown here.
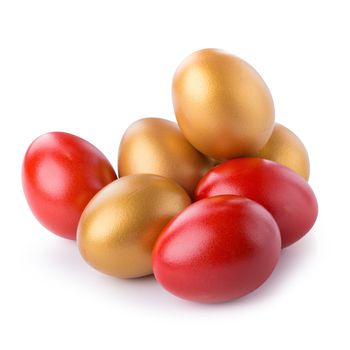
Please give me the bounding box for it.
[22,49,318,303]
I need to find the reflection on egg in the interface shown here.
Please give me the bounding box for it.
[255,123,310,180]
[172,48,275,160]
[77,174,191,278]
[118,118,212,197]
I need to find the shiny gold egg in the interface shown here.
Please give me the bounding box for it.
[77,174,191,278]
[254,123,310,180]
[118,118,212,197]
[172,48,275,160]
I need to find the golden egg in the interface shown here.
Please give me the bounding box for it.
[254,123,310,180]
[172,48,275,160]
[77,174,191,278]
[118,118,212,197]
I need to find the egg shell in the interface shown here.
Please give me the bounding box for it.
[153,195,281,303]
[77,174,191,278]
[118,118,212,197]
[22,132,117,240]
[255,123,310,180]
[195,158,318,247]
[172,48,275,160]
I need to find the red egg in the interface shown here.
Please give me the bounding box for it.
[153,195,281,303]
[22,132,117,240]
[195,158,318,247]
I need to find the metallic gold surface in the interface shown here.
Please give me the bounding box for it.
[255,123,310,180]
[118,118,212,197]
[77,174,191,278]
[172,48,275,160]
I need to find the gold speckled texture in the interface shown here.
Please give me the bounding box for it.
[172,48,275,160]
[77,174,191,278]
[255,123,310,180]
[118,118,212,197]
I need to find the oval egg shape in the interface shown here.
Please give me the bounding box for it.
[153,195,281,303]
[195,158,318,248]
[172,48,275,160]
[118,118,212,197]
[22,132,117,240]
[77,174,191,278]
[254,123,310,180]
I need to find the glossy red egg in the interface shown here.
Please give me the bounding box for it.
[195,158,318,247]
[153,195,281,303]
[22,132,117,240]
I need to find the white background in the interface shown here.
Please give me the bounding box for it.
[1,1,349,349]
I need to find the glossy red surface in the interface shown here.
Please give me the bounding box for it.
[22,132,117,240]
[152,195,281,303]
[195,158,318,247]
